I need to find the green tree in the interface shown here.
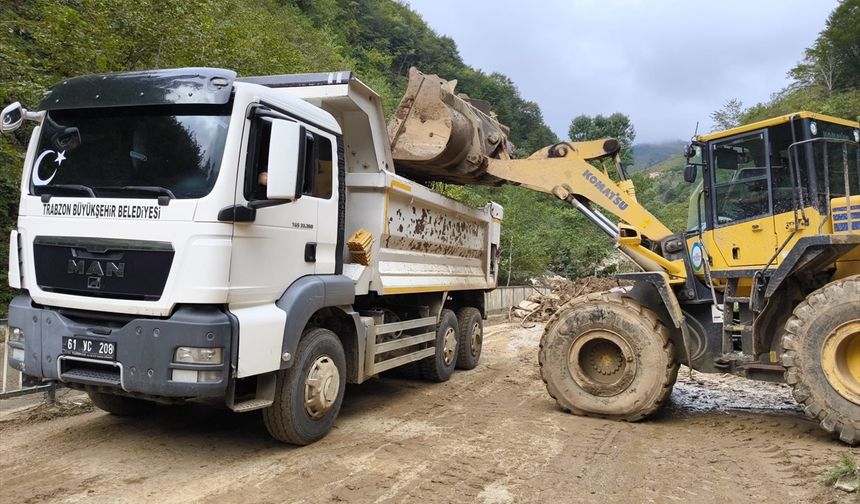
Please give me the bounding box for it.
[710,98,743,131]
[568,113,636,166]
[740,0,860,124]
[790,0,860,93]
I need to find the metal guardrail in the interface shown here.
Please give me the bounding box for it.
[0,318,57,402]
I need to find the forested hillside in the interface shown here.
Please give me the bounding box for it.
[0,0,569,312]
[630,141,687,173]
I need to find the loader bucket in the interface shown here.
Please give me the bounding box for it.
[387,68,515,185]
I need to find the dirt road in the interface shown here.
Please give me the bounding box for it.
[0,322,855,503]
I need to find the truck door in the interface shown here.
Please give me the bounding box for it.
[708,130,779,268]
[227,113,338,303]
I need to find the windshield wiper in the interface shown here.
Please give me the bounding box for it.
[94,185,176,204]
[38,184,96,201]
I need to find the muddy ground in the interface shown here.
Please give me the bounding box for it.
[0,322,856,504]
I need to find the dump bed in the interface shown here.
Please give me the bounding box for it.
[256,71,503,296]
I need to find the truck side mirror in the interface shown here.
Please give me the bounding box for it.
[683,164,697,183]
[265,119,306,201]
[1,102,24,133]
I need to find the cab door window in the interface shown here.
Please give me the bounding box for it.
[301,132,333,199]
[244,117,333,202]
[711,132,770,225]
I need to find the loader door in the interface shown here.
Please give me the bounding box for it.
[708,130,778,268]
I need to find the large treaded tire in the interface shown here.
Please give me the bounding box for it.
[782,275,860,445]
[455,307,483,370]
[263,327,346,445]
[420,309,459,382]
[539,292,678,421]
[88,391,155,416]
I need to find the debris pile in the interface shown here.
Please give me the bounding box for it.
[510,276,629,327]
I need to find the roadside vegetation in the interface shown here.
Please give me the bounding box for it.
[822,453,859,494]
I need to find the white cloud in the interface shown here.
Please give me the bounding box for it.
[405,0,836,143]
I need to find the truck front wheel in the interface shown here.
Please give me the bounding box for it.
[263,327,346,445]
[782,275,860,445]
[539,292,678,421]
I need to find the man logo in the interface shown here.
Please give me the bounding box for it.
[68,259,125,290]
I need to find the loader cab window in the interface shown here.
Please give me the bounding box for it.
[711,132,770,225]
[768,124,797,215]
[811,122,860,211]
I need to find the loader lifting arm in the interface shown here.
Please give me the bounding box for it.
[484,141,687,280]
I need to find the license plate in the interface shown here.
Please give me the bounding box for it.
[62,336,117,361]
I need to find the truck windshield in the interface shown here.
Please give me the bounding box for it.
[30,104,231,199]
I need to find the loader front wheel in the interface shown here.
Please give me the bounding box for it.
[782,275,860,445]
[539,292,678,421]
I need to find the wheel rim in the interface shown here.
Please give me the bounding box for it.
[821,320,860,405]
[568,330,636,397]
[304,355,340,419]
[469,322,482,357]
[443,327,457,365]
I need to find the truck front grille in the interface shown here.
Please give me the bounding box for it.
[33,236,174,301]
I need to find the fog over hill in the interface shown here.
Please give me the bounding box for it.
[630,140,687,172]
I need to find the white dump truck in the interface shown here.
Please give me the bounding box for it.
[1,68,503,444]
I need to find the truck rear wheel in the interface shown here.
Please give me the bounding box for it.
[539,292,678,421]
[87,391,155,416]
[420,309,459,382]
[456,307,483,370]
[263,327,346,445]
[782,275,860,445]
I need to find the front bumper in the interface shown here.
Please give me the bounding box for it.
[6,294,233,398]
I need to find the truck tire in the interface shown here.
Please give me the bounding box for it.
[456,307,483,370]
[263,327,346,445]
[782,275,860,445]
[420,309,459,382]
[87,391,155,416]
[539,292,678,421]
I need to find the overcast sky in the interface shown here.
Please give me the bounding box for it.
[405,0,837,144]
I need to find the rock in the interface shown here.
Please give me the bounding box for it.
[835,475,859,493]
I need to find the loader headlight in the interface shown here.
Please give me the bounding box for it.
[854,129,859,143]
[173,347,222,364]
[809,121,818,136]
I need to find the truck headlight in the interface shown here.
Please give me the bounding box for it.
[8,327,24,344]
[173,347,222,364]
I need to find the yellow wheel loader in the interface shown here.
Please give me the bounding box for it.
[389,68,860,444]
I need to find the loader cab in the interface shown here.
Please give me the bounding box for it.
[685,112,860,271]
